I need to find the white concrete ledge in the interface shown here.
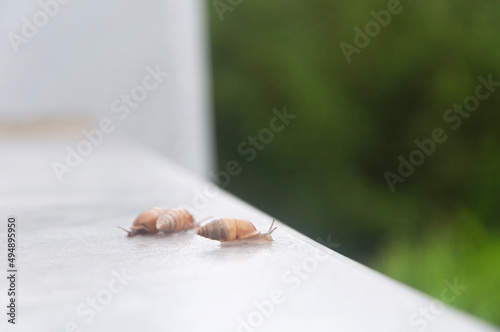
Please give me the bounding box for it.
[0,138,498,332]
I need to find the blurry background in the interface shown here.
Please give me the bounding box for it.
[209,0,500,324]
[0,0,498,326]
[0,0,214,177]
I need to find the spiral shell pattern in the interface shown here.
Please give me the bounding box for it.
[155,208,195,234]
[196,218,260,242]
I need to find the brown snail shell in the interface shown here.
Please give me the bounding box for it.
[196,218,277,243]
[155,208,195,234]
[118,207,196,237]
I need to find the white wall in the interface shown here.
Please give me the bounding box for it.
[0,0,214,178]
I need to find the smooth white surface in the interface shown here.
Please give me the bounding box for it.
[0,138,498,332]
[0,0,214,178]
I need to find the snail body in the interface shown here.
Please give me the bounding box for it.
[119,207,196,237]
[196,218,276,243]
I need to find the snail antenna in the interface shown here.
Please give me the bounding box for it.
[266,219,277,234]
[117,226,131,236]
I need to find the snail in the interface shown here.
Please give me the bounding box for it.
[118,208,197,237]
[196,218,277,243]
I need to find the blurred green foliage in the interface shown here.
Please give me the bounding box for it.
[209,0,500,324]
